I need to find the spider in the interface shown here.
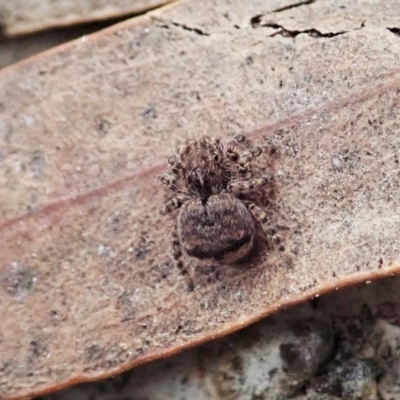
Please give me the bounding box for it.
[160,135,277,289]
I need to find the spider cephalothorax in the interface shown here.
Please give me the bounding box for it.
[160,135,276,285]
[178,137,230,202]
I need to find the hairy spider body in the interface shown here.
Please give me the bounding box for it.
[161,135,275,286]
[178,195,255,264]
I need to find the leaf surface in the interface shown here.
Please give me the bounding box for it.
[1,0,400,398]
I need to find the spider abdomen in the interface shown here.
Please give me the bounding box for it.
[178,194,255,264]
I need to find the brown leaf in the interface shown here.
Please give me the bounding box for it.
[1,0,400,398]
[41,276,400,399]
[0,0,174,36]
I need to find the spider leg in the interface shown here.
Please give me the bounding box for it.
[168,155,183,176]
[160,174,180,192]
[237,145,266,175]
[245,201,281,246]
[172,224,194,291]
[227,175,270,195]
[225,134,246,162]
[160,194,189,215]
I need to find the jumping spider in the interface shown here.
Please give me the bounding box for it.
[160,135,277,288]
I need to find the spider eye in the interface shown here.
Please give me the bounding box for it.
[213,153,219,161]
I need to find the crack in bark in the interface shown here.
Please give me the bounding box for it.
[270,0,317,14]
[250,0,316,26]
[264,23,346,38]
[251,19,366,39]
[170,21,210,36]
[387,27,400,36]
[151,16,210,36]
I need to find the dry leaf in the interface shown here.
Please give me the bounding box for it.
[1,0,400,398]
[40,276,400,400]
[0,0,174,36]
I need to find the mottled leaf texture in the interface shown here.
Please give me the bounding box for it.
[0,0,174,36]
[1,0,400,398]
